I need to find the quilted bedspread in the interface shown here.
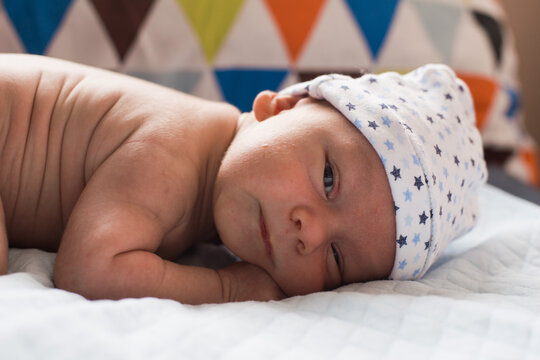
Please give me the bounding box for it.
[1,184,539,359]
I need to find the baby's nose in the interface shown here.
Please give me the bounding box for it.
[291,206,330,255]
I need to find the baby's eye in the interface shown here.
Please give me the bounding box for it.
[323,161,334,196]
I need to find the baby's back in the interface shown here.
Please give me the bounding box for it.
[0,54,237,253]
[0,55,125,248]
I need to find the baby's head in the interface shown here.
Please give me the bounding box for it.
[213,64,487,296]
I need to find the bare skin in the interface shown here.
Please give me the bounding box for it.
[0,55,396,303]
[0,54,283,304]
[215,93,396,296]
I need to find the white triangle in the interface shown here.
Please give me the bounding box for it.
[481,88,520,148]
[123,0,205,72]
[297,0,372,71]
[213,0,288,68]
[47,0,119,69]
[452,10,495,76]
[0,8,24,52]
[497,22,519,87]
[278,72,300,91]
[191,67,223,102]
[375,1,442,71]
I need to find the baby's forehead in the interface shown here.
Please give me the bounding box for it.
[292,97,378,170]
[296,97,372,144]
[294,97,349,126]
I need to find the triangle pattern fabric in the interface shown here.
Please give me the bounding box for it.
[89,0,155,61]
[0,8,24,52]
[297,70,365,83]
[519,148,540,186]
[177,0,245,63]
[375,1,442,70]
[264,0,326,63]
[411,1,463,64]
[483,87,522,151]
[191,68,223,101]
[47,0,119,69]
[344,0,400,60]
[3,0,73,54]
[504,86,520,119]
[279,72,301,91]
[214,0,288,68]
[297,0,371,70]
[472,10,503,66]
[456,72,497,132]
[123,0,205,71]
[452,9,495,75]
[215,69,288,112]
[128,70,202,94]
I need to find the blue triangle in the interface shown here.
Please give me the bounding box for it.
[3,0,73,54]
[504,86,520,119]
[128,71,202,94]
[215,69,289,112]
[344,0,400,60]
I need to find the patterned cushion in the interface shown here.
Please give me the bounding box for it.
[0,0,537,185]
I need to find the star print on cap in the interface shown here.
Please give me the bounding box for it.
[280,64,487,280]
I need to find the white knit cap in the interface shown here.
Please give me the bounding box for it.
[280,64,487,280]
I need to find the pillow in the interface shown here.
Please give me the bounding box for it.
[0,0,537,185]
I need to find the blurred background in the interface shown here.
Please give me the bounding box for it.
[499,0,540,171]
[0,0,538,191]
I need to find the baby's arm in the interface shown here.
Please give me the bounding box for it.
[53,140,283,304]
[55,203,283,303]
[0,196,7,275]
[217,261,285,302]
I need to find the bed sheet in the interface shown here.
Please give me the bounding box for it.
[1,184,539,359]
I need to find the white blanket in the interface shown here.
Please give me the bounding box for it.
[1,184,539,359]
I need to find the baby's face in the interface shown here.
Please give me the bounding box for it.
[213,96,396,296]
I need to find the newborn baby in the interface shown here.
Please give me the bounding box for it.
[0,55,487,303]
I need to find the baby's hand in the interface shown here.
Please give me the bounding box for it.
[217,262,285,302]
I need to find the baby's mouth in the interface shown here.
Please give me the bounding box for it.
[259,206,273,263]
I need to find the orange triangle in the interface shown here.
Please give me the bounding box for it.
[521,147,540,186]
[264,0,326,63]
[456,72,498,132]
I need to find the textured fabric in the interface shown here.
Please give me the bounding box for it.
[2,185,540,359]
[0,0,537,185]
[281,65,488,279]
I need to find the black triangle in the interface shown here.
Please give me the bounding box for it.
[473,11,504,66]
[90,0,155,60]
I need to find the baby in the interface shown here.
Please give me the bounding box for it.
[0,54,487,304]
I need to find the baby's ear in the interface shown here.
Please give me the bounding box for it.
[253,90,302,122]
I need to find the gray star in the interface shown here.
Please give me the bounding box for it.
[368,121,379,130]
[414,176,424,190]
[390,166,401,180]
[419,211,428,225]
[397,235,407,248]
